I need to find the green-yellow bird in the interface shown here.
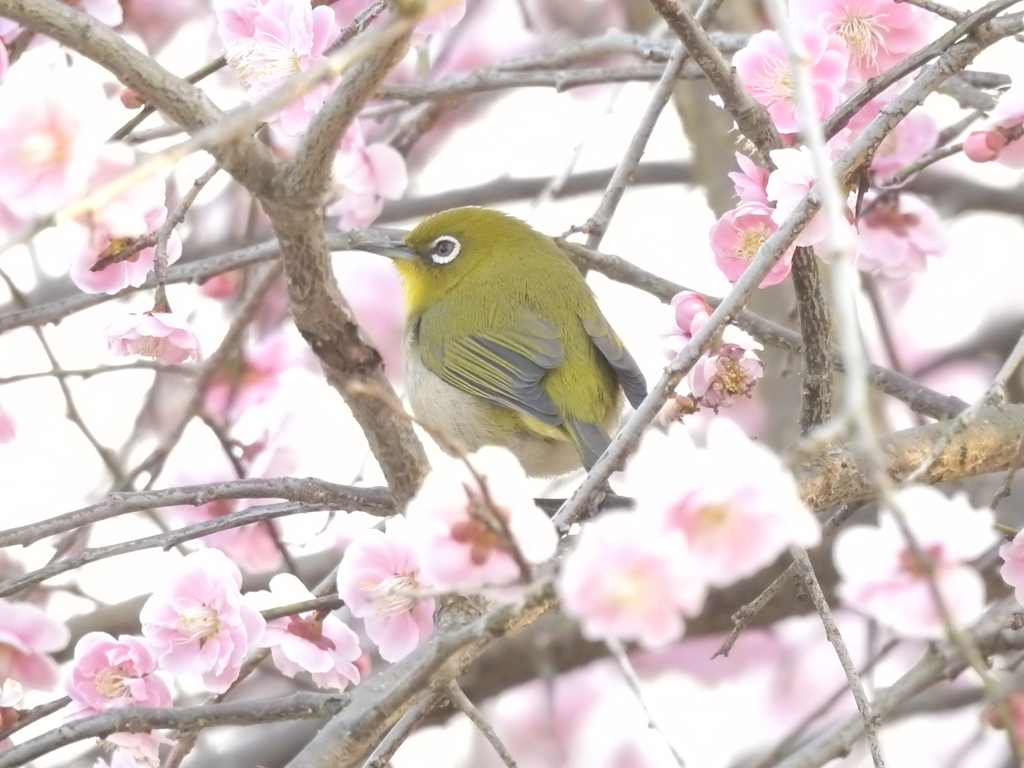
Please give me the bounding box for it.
[361,207,647,477]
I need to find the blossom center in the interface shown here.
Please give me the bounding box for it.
[176,605,221,643]
[95,667,131,698]
[836,13,887,60]
[19,131,66,167]
[899,544,944,577]
[286,615,336,651]
[736,225,770,260]
[366,574,418,616]
[609,567,648,608]
[764,60,794,100]
[696,502,731,531]
[226,41,302,91]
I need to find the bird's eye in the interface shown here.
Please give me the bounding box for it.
[430,235,461,264]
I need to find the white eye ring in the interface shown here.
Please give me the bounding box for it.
[430,235,461,264]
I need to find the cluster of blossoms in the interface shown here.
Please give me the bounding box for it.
[661,291,764,414]
[337,447,557,661]
[559,418,820,647]
[715,0,949,285]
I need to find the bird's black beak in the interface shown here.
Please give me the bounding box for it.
[355,230,418,261]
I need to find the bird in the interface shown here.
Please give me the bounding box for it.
[360,206,647,477]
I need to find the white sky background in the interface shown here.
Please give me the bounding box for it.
[0,0,1023,765]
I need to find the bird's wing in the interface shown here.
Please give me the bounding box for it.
[419,312,565,426]
[581,315,648,409]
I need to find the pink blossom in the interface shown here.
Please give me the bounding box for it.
[328,124,408,229]
[629,419,820,587]
[336,516,435,662]
[790,0,932,82]
[0,403,14,444]
[64,633,173,762]
[728,152,771,206]
[0,41,7,82]
[710,203,796,288]
[963,85,1024,169]
[337,253,405,379]
[219,0,338,135]
[75,0,123,26]
[834,485,995,638]
[161,458,284,574]
[558,511,705,648]
[0,599,69,691]
[733,28,848,134]
[766,147,854,250]
[689,329,765,413]
[107,312,202,364]
[139,549,266,693]
[247,574,361,689]
[406,447,558,593]
[855,192,947,278]
[69,148,181,295]
[836,97,938,181]
[123,0,206,52]
[662,291,712,358]
[0,49,109,220]
[963,129,1006,163]
[999,530,1024,605]
[64,633,171,714]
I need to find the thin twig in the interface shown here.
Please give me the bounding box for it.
[445,683,519,768]
[362,693,441,768]
[605,639,687,767]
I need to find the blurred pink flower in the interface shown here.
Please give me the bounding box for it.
[69,148,180,295]
[999,530,1024,605]
[766,147,854,250]
[834,485,995,638]
[728,152,770,206]
[406,447,558,593]
[107,312,202,364]
[0,41,7,81]
[662,291,712,358]
[963,85,1024,169]
[790,0,932,82]
[219,0,338,135]
[709,203,796,288]
[64,633,173,762]
[689,330,765,413]
[0,598,69,691]
[629,419,820,587]
[337,253,405,379]
[0,403,14,443]
[140,549,266,693]
[855,192,947,278]
[205,330,303,420]
[76,0,123,25]
[123,0,207,52]
[414,0,466,36]
[835,97,938,181]
[329,124,408,229]
[558,511,705,648]
[733,28,848,134]
[248,574,361,689]
[161,457,284,574]
[336,517,434,662]
[0,49,109,220]
[476,664,615,768]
